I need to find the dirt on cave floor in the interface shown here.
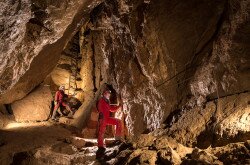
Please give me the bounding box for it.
[0,121,129,165]
[0,122,72,164]
[0,121,249,165]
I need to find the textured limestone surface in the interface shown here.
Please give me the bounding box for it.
[74,0,250,138]
[0,1,250,163]
[0,0,103,104]
[167,92,250,148]
[12,85,53,122]
[73,0,225,137]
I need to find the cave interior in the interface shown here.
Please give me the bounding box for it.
[0,0,250,164]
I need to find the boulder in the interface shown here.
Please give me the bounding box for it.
[51,142,77,155]
[166,92,250,147]
[65,137,87,149]
[127,149,157,165]
[12,86,53,122]
[158,148,182,165]
[191,148,221,164]
[134,134,156,148]
[51,67,71,87]
[167,102,216,147]
[155,136,193,158]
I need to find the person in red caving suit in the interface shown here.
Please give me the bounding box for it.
[51,85,72,121]
[97,89,123,149]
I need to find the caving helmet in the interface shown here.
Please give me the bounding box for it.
[103,89,111,95]
[59,85,65,91]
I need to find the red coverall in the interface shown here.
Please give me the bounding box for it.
[52,90,71,119]
[97,97,122,147]
[54,90,70,109]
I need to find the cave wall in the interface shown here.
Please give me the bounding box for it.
[166,0,250,147]
[167,92,250,148]
[70,0,250,140]
[80,0,229,137]
[0,0,249,144]
[190,0,250,104]
[0,0,103,104]
[50,31,84,99]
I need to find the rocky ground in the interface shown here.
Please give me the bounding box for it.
[0,120,249,165]
[0,121,126,165]
[0,122,71,164]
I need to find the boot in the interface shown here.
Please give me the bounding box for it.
[96,147,106,160]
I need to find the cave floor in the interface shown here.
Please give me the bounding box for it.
[0,122,71,164]
[0,121,124,165]
[0,121,249,165]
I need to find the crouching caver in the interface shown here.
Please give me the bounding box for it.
[52,85,73,120]
[97,90,122,148]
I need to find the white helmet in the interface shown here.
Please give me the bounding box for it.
[59,85,65,90]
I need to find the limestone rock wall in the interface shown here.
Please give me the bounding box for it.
[167,92,250,148]
[0,0,249,146]
[165,0,250,147]
[190,0,250,104]
[81,0,226,137]
[0,0,103,104]
[69,0,250,141]
[50,32,83,98]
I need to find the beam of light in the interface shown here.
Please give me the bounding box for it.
[4,123,27,129]
[3,122,49,130]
